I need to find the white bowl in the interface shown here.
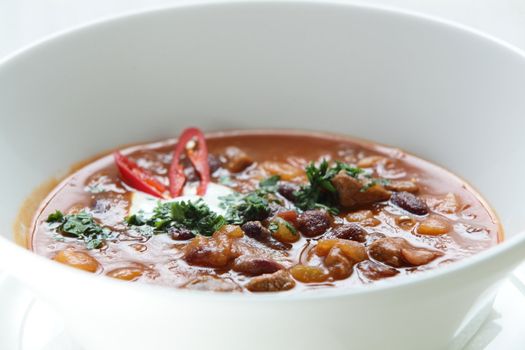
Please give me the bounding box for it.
[1,1,524,349]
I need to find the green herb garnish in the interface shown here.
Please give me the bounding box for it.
[259,175,280,191]
[128,199,226,237]
[292,160,361,213]
[46,210,112,249]
[220,176,282,225]
[268,221,279,232]
[221,192,271,224]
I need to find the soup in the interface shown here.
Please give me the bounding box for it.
[30,129,500,292]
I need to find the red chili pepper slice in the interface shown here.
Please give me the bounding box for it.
[114,151,167,198]
[169,127,210,197]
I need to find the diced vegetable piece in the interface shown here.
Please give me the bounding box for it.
[361,217,381,227]
[53,250,100,273]
[324,247,353,280]
[357,156,386,168]
[417,216,451,235]
[270,218,300,243]
[315,239,340,256]
[385,180,419,193]
[396,215,416,229]
[260,161,305,181]
[316,239,367,262]
[434,193,459,214]
[346,210,374,222]
[276,210,299,227]
[290,265,329,283]
[337,241,368,262]
[218,224,245,238]
[107,266,145,281]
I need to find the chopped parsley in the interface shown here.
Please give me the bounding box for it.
[127,199,226,237]
[268,221,279,232]
[46,210,112,249]
[259,175,280,191]
[220,176,282,225]
[221,191,271,224]
[291,160,389,213]
[292,160,362,213]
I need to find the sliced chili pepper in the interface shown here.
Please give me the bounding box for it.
[169,127,210,197]
[113,151,167,198]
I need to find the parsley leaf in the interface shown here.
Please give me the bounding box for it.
[293,160,365,214]
[46,210,112,249]
[259,175,280,191]
[220,176,282,225]
[47,210,64,223]
[221,192,271,224]
[128,199,226,237]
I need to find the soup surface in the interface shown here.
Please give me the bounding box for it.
[31,130,500,293]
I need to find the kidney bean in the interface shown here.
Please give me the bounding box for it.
[327,223,367,242]
[232,255,284,276]
[169,226,195,240]
[277,182,300,201]
[297,210,331,237]
[208,153,222,174]
[241,221,271,241]
[390,191,429,215]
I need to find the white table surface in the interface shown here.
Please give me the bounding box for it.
[0,1,524,349]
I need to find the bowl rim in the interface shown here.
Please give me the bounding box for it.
[1,0,525,301]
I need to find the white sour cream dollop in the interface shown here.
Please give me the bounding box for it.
[129,182,236,217]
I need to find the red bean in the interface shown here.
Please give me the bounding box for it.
[327,223,367,242]
[390,191,429,215]
[241,221,271,241]
[297,210,331,237]
[232,255,284,276]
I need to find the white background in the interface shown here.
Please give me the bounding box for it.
[1,1,524,349]
[1,0,525,59]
